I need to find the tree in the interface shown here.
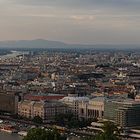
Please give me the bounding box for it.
[55,114,65,126]
[55,113,96,129]
[23,128,47,140]
[23,128,66,140]
[32,116,43,124]
[55,113,75,127]
[83,121,120,140]
[95,121,120,140]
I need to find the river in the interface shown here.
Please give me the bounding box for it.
[0,50,29,60]
[0,132,81,140]
[0,132,22,140]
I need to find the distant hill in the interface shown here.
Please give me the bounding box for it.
[0,39,67,48]
[0,39,139,49]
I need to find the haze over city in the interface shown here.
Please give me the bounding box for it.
[0,0,140,45]
[1,1,140,140]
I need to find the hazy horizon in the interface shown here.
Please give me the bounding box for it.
[1,39,140,46]
[0,39,139,49]
[0,0,140,46]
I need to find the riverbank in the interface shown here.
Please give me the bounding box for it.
[0,132,22,140]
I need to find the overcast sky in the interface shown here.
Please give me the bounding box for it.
[0,0,140,44]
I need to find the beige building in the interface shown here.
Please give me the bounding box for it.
[18,100,67,122]
[18,100,32,118]
[79,97,105,120]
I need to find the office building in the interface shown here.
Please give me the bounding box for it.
[104,99,140,127]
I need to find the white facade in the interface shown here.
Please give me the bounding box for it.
[79,97,105,120]
[60,96,89,118]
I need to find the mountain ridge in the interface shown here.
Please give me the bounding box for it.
[0,39,139,49]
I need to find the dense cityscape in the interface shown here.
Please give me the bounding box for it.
[0,48,139,139]
[0,0,140,139]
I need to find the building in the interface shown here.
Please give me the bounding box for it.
[104,99,120,121]
[24,93,65,101]
[0,92,19,114]
[60,94,89,118]
[18,100,67,122]
[18,100,33,118]
[79,97,105,120]
[104,99,140,127]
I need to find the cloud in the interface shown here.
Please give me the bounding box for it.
[0,0,140,44]
[70,15,95,21]
[11,0,140,10]
[10,0,140,17]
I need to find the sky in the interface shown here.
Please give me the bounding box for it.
[0,0,140,44]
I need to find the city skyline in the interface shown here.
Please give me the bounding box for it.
[0,0,140,45]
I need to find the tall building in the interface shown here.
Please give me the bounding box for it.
[104,99,120,121]
[0,92,19,114]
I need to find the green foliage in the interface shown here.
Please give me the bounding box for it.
[84,121,120,140]
[32,116,43,124]
[82,137,95,140]
[101,121,120,140]
[55,113,96,129]
[23,128,66,140]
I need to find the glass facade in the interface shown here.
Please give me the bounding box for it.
[104,100,140,127]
